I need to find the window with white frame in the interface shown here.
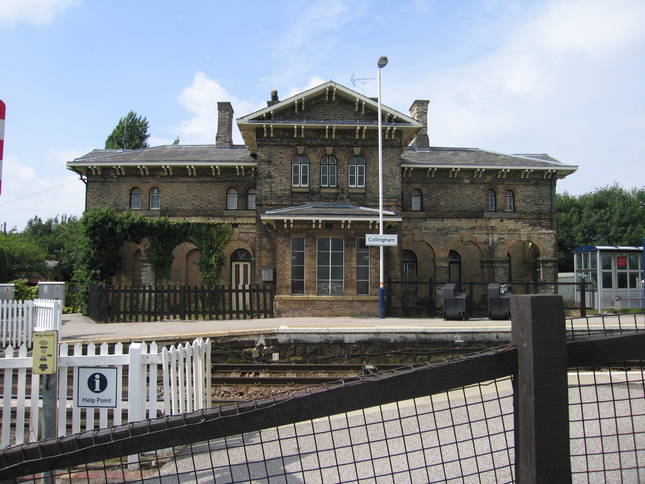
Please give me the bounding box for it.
[247,188,257,210]
[504,190,515,212]
[292,154,310,187]
[486,190,496,211]
[356,238,370,295]
[130,188,142,210]
[149,187,160,210]
[348,155,366,188]
[291,237,305,295]
[411,189,422,211]
[320,155,338,188]
[227,188,238,210]
[317,237,344,295]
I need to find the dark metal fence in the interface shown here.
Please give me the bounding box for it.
[88,283,274,323]
[385,278,590,318]
[1,299,643,483]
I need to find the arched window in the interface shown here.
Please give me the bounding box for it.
[486,190,496,211]
[411,189,422,211]
[247,188,257,210]
[226,188,238,210]
[449,250,461,284]
[292,154,309,187]
[149,187,160,210]
[130,188,141,210]
[504,190,515,212]
[348,155,366,188]
[320,155,337,188]
[232,249,252,262]
[402,250,417,282]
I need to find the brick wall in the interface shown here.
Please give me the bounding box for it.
[82,86,565,317]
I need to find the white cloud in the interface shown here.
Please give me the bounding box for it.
[262,0,368,88]
[283,76,328,99]
[530,0,645,56]
[401,0,645,196]
[0,155,85,231]
[425,0,645,143]
[0,0,80,26]
[172,72,258,145]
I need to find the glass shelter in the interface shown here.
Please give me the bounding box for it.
[572,245,644,312]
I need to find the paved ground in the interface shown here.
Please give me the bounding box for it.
[59,312,643,344]
[59,312,516,344]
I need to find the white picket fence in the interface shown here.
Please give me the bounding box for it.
[0,299,62,348]
[1,338,211,447]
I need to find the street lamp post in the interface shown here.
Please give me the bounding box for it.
[377,56,388,319]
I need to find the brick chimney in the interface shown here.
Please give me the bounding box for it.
[267,90,280,106]
[409,100,430,149]
[216,102,234,148]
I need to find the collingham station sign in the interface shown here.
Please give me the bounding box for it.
[365,234,398,246]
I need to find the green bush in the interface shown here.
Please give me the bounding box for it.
[11,280,37,300]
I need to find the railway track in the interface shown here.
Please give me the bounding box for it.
[211,363,406,386]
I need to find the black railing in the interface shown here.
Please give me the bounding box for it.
[88,284,274,322]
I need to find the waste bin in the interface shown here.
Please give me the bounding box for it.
[442,283,469,320]
[488,283,512,320]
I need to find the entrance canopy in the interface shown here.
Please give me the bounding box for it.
[261,203,401,229]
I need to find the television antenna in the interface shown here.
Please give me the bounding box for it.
[350,73,375,93]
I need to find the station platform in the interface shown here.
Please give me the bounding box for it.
[60,312,513,345]
[59,311,643,346]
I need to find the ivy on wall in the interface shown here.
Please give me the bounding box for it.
[73,208,232,311]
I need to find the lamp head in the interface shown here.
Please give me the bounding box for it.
[377,56,388,68]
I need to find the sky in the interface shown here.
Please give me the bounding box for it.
[0,0,643,231]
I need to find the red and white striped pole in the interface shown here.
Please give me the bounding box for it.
[0,100,5,195]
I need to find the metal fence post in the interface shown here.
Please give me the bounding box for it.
[511,294,571,483]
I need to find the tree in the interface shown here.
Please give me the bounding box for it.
[22,215,80,281]
[104,111,150,150]
[0,233,48,282]
[556,185,645,271]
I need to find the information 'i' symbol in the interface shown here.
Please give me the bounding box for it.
[88,372,108,393]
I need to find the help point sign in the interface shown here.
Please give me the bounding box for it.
[76,367,118,408]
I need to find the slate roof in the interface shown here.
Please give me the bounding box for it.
[70,145,255,165]
[262,203,401,221]
[237,81,422,153]
[401,147,577,173]
[238,81,419,126]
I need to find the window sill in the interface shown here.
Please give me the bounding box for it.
[291,187,310,193]
[348,188,366,194]
[277,295,377,301]
[224,210,256,216]
[402,211,426,217]
[484,211,518,218]
[137,210,161,217]
[320,188,339,193]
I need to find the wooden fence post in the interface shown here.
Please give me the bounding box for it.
[511,294,571,483]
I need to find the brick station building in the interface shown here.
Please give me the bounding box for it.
[67,81,577,317]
